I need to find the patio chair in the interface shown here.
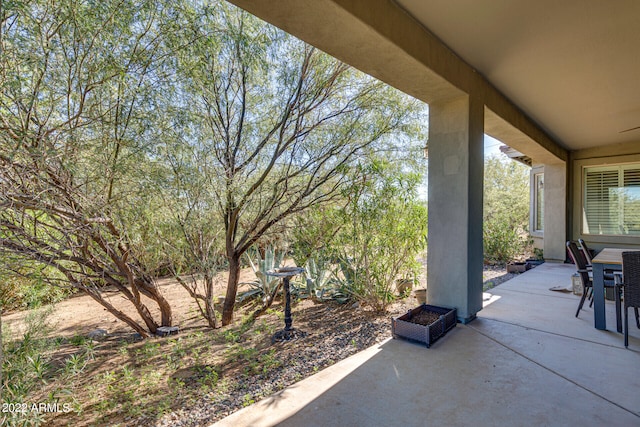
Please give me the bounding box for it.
[566,241,622,331]
[578,238,595,267]
[621,251,640,347]
[577,238,615,306]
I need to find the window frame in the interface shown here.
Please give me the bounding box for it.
[533,172,544,233]
[582,163,640,237]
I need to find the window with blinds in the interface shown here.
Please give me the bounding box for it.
[583,164,640,235]
[534,173,544,231]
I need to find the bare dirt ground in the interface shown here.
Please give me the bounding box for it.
[2,268,258,339]
[2,265,516,426]
[2,258,515,340]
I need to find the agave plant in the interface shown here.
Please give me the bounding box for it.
[237,245,286,304]
[327,256,358,304]
[303,256,335,300]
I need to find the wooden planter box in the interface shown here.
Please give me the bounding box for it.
[392,304,457,347]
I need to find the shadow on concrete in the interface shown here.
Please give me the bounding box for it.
[215,263,640,427]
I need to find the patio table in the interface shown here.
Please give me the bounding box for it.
[591,248,640,330]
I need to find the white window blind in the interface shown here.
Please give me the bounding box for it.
[583,164,640,235]
[534,173,544,231]
[623,168,640,234]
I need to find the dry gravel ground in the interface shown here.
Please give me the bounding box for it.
[483,264,518,290]
[1,265,517,426]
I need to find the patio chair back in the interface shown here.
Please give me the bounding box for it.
[567,241,590,285]
[578,239,617,285]
[578,238,594,266]
[622,251,640,347]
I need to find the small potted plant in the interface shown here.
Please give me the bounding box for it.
[413,287,427,304]
[395,275,414,296]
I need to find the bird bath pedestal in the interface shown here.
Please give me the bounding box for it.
[266,267,306,342]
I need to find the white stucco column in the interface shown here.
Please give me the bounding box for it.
[542,162,567,261]
[427,95,484,323]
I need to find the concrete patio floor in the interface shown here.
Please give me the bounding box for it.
[213,262,640,427]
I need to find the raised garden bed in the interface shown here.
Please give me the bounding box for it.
[392,304,457,347]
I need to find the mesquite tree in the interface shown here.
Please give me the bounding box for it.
[0,0,174,337]
[167,4,423,325]
[159,149,225,329]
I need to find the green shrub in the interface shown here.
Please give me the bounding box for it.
[330,161,428,311]
[483,156,530,264]
[1,306,65,426]
[483,212,525,264]
[0,273,71,312]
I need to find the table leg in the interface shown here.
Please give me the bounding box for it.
[592,263,606,330]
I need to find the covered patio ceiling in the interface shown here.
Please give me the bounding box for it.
[226,0,640,158]
[395,0,640,151]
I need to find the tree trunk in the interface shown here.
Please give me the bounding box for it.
[131,297,159,335]
[135,278,173,326]
[204,274,217,329]
[222,253,241,326]
[156,294,173,327]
